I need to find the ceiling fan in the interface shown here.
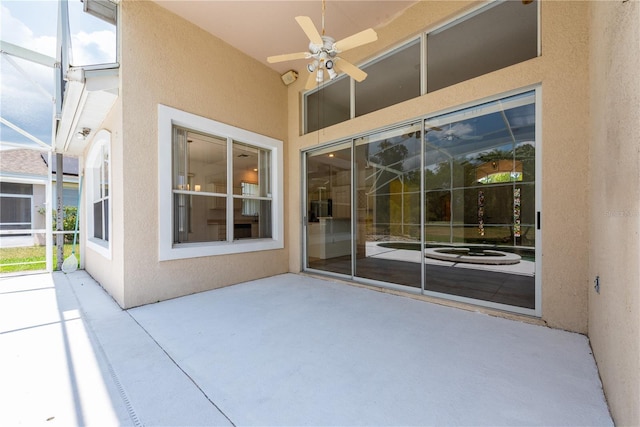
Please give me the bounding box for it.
[267,2,378,90]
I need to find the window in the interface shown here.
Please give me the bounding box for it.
[304,39,421,133]
[305,75,350,133]
[86,130,111,257]
[303,0,539,133]
[158,105,284,261]
[355,38,421,117]
[426,0,538,93]
[0,183,33,234]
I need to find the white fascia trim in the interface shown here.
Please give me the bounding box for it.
[55,66,119,153]
[158,104,284,261]
[55,77,86,152]
[0,173,49,185]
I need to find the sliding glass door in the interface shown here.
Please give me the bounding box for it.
[305,143,352,275]
[423,91,537,309]
[303,90,538,314]
[354,123,422,287]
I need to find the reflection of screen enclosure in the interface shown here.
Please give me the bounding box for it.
[424,92,536,248]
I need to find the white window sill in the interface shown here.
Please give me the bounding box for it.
[159,238,283,261]
[87,238,111,260]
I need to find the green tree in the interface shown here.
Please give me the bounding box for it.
[41,206,79,243]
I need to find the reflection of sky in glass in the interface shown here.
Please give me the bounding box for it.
[1,0,116,147]
[68,0,117,65]
[425,92,535,167]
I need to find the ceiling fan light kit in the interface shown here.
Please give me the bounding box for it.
[267,2,378,90]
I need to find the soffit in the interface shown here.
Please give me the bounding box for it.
[151,1,418,75]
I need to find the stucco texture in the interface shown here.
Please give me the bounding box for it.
[589,1,640,425]
[287,1,590,333]
[117,0,288,307]
[83,99,126,306]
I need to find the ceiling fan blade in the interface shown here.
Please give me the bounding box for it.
[334,59,367,82]
[267,52,309,63]
[305,71,318,90]
[333,28,377,52]
[295,16,323,46]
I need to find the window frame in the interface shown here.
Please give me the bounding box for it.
[158,104,284,261]
[85,129,112,259]
[425,0,539,93]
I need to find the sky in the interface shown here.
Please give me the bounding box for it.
[0,0,116,149]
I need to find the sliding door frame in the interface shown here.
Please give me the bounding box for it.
[301,85,542,317]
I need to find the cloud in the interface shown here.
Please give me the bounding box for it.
[72,30,117,65]
[0,5,57,57]
[449,123,475,137]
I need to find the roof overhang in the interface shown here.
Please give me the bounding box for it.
[55,64,119,155]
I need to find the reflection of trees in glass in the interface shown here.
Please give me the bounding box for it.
[371,140,409,170]
[426,143,535,189]
[424,141,535,246]
[365,136,422,240]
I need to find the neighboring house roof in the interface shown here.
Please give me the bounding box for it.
[0,149,48,177]
[42,153,79,176]
[0,149,79,179]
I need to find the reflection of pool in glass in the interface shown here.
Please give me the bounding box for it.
[424,247,521,265]
[378,242,535,263]
[439,248,505,256]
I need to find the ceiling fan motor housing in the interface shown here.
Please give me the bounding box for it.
[309,36,336,56]
[307,35,339,81]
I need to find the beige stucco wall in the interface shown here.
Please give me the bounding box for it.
[83,99,126,306]
[115,0,288,307]
[286,1,591,332]
[588,1,640,425]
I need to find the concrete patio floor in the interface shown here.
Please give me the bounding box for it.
[0,271,612,426]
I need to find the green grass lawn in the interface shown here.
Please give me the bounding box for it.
[0,244,79,273]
